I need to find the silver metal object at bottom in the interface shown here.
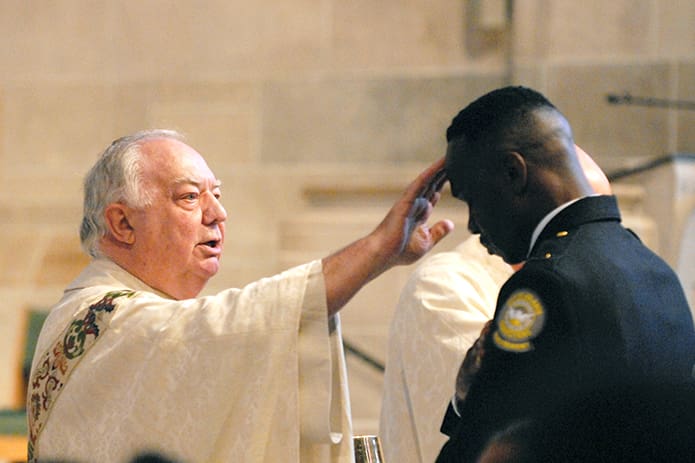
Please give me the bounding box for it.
[353,435,385,463]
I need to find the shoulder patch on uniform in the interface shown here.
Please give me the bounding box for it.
[493,289,546,353]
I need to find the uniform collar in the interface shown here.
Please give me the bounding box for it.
[527,195,621,258]
[527,197,584,257]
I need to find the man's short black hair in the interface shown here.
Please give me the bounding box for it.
[446,86,558,146]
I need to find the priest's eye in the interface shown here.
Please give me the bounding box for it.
[182,192,199,201]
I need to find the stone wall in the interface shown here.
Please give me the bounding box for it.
[0,0,693,432]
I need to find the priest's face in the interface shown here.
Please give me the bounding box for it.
[128,138,227,299]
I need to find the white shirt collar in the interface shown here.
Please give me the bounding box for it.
[526,195,598,257]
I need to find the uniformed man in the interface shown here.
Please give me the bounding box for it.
[436,86,695,462]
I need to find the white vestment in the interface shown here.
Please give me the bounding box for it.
[29,258,354,463]
[379,236,512,463]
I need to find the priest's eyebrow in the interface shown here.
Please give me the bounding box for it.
[172,175,223,190]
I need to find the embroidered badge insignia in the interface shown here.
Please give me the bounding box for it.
[493,289,545,353]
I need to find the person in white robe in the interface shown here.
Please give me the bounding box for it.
[27,129,454,463]
[379,236,512,463]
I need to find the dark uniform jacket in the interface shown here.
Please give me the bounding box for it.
[436,195,695,462]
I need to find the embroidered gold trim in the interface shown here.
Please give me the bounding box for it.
[27,289,136,462]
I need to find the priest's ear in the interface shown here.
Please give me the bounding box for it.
[104,203,136,245]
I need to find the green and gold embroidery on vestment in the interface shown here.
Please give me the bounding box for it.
[27,289,136,462]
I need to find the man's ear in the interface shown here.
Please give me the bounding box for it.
[502,151,527,194]
[104,203,136,245]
